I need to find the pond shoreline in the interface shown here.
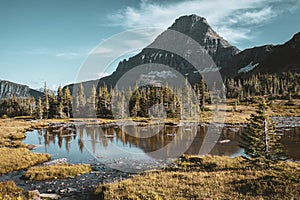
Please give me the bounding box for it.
[0,117,299,199]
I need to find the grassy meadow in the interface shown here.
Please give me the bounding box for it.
[95,155,300,200]
[0,98,299,199]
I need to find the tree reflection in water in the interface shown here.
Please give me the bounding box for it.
[37,124,300,160]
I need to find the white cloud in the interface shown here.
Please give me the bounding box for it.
[108,0,299,45]
[214,26,250,43]
[56,52,83,59]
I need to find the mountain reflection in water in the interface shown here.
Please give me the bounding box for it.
[24,124,300,163]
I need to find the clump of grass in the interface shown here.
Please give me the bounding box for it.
[95,170,251,199]
[0,148,50,175]
[233,163,300,198]
[0,119,33,147]
[23,164,92,181]
[95,155,300,200]
[9,132,26,140]
[171,155,244,172]
[0,180,26,200]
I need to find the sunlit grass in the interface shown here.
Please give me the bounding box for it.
[23,164,92,181]
[95,155,300,200]
[0,148,50,175]
[0,181,25,200]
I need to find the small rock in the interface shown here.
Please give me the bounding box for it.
[43,158,68,166]
[28,190,40,200]
[60,188,67,193]
[218,139,231,144]
[39,193,60,200]
[27,144,39,150]
[68,187,77,192]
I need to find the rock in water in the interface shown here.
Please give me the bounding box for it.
[39,193,60,199]
[43,158,68,166]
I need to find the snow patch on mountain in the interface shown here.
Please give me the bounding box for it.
[148,70,177,79]
[238,62,259,74]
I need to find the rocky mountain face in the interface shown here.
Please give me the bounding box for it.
[0,80,43,99]
[67,14,241,94]
[221,32,300,77]
[92,15,239,89]
[168,15,240,67]
[66,14,300,95]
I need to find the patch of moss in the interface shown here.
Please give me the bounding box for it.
[0,181,26,200]
[9,133,26,140]
[23,164,92,181]
[0,148,50,175]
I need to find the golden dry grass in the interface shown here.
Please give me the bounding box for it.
[0,181,25,200]
[95,155,300,200]
[0,148,50,175]
[23,164,91,181]
[0,119,50,148]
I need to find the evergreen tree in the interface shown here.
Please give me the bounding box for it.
[240,99,286,168]
[56,86,64,118]
[85,85,97,117]
[37,97,43,119]
[199,77,206,111]
[57,85,63,103]
[75,83,86,117]
[96,84,112,118]
[130,87,141,117]
[43,82,50,119]
[48,92,57,118]
[63,86,72,118]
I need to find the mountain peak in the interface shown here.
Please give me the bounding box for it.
[168,14,240,67]
[172,14,209,26]
[169,14,210,35]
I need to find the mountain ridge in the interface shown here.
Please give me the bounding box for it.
[64,14,300,95]
[0,80,43,100]
[221,31,300,77]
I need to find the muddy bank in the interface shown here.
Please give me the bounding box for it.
[0,162,132,199]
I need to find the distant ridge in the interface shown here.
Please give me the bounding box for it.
[0,80,43,99]
[221,32,300,77]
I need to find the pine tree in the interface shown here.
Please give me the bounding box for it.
[63,86,72,118]
[76,83,86,117]
[56,86,64,118]
[37,97,43,119]
[199,77,206,111]
[85,85,97,117]
[90,85,97,111]
[130,88,141,117]
[240,99,286,168]
[43,82,50,119]
[57,85,63,103]
[96,84,112,118]
[48,92,57,118]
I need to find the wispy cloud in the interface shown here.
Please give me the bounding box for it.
[55,51,87,60]
[108,0,299,45]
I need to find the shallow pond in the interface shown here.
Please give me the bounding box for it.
[1,122,299,199]
[23,123,300,170]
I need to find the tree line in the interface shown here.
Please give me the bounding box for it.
[225,72,300,100]
[0,72,299,119]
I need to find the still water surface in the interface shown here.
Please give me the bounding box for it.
[23,124,300,170]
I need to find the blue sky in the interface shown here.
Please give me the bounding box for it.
[0,0,299,90]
